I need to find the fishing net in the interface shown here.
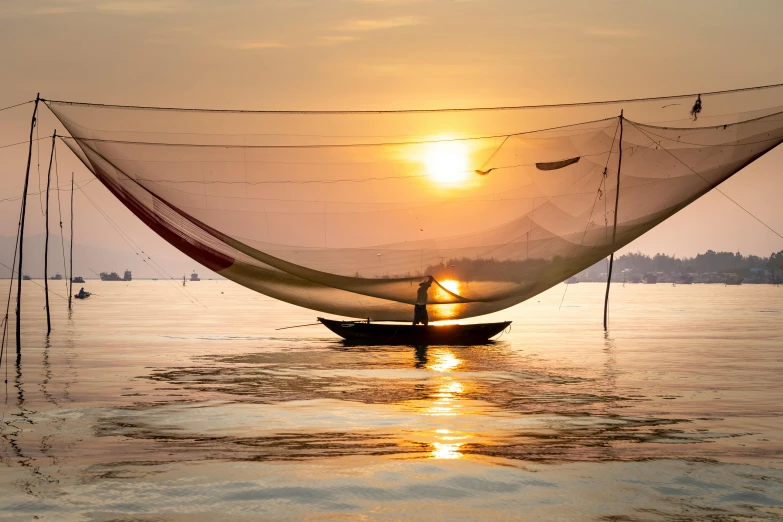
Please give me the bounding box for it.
[46,86,783,321]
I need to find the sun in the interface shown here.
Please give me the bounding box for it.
[423,138,470,186]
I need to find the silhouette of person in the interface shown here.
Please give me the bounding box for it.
[413,276,434,325]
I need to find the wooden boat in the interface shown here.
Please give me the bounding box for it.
[74,292,91,300]
[317,317,511,345]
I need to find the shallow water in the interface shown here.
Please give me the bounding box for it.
[1,280,782,521]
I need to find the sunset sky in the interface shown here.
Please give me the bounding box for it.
[2,0,783,274]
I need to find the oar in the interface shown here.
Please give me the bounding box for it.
[275,322,322,331]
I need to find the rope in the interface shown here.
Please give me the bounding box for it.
[41,81,783,114]
[0,179,97,204]
[580,120,621,246]
[76,184,208,309]
[627,120,783,241]
[0,261,68,301]
[0,100,33,113]
[58,116,614,149]
[558,280,569,310]
[0,135,52,150]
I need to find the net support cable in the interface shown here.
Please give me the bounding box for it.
[40,81,783,114]
[627,120,783,241]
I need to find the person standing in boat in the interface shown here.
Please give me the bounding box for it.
[413,276,434,326]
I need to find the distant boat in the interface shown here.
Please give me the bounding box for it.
[100,270,132,281]
[725,274,743,286]
[22,274,31,281]
[51,273,63,281]
[190,271,200,282]
[72,276,85,284]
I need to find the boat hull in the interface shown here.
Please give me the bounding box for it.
[317,317,511,345]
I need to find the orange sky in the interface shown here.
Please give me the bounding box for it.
[1,0,783,268]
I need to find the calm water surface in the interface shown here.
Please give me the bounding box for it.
[1,280,782,521]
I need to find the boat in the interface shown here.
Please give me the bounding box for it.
[72,276,85,283]
[317,317,511,345]
[74,291,91,299]
[100,270,132,281]
[22,274,31,281]
[190,271,200,281]
[51,273,63,281]
[725,273,743,286]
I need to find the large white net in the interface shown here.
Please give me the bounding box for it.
[47,87,783,321]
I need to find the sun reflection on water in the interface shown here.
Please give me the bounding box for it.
[429,349,461,372]
[424,349,468,459]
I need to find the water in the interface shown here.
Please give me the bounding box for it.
[1,280,782,521]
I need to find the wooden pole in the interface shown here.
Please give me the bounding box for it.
[69,172,74,310]
[44,131,57,335]
[604,111,624,331]
[16,94,40,354]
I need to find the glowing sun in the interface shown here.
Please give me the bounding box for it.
[423,138,470,186]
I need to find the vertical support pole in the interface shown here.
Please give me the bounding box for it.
[16,94,40,354]
[604,111,624,331]
[44,131,57,335]
[69,172,74,310]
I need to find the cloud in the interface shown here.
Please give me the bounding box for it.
[337,16,424,32]
[584,28,639,39]
[30,6,78,15]
[224,40,286,50]
[95,0,183,14]
[320,35,361,45]
[353,0,430,3]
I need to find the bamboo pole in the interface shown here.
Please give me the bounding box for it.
[16,94,40,354]
[69,172,74,310]
[43,131,57,335]
[604,111,624,331]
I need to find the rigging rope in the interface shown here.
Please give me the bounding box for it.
[0,179,97,205]
[58,117,612,148]
[580,121,621,246]
[0,261,68,301]
[0,135,52,150]
[0,100,33,113]
[627,121,783,241]
[75,185,208,308]
[41,81,783,114]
